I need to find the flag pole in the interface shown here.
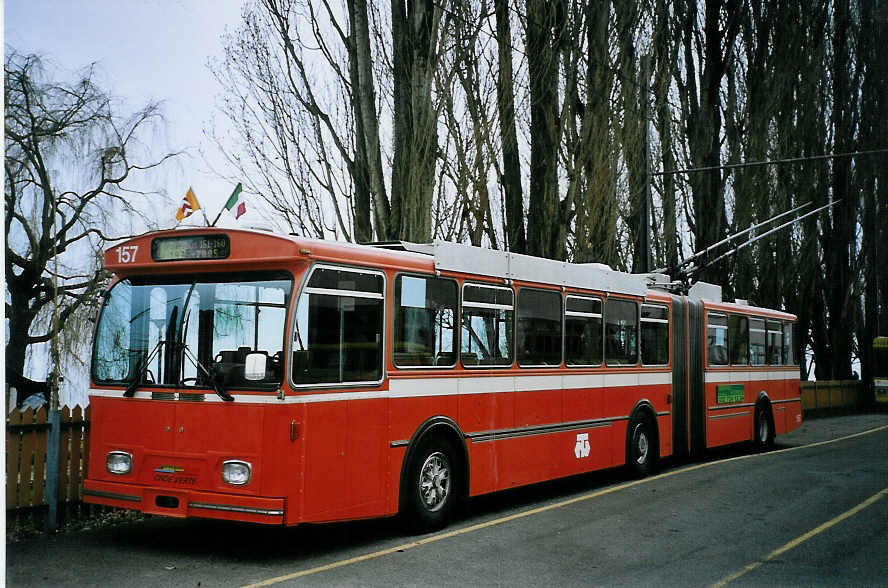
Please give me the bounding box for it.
[213,183,243,227]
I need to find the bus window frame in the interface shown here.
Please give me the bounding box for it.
[748,317,767,366]
[706,311,729,367]
[766,319,783,366]
[91,270,295,390]
[604,295,640,368]
[392,271,459,370]
[516,286,563,369]
[783,321,799,366]
[288,262,387,390]
[564,294,604,368]
[460,281,515,369]
[729,314,749,366]
[640,302,670,367]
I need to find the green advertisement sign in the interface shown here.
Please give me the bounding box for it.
[717,384,745,404]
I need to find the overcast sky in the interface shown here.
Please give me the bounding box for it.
[5,0,253,227]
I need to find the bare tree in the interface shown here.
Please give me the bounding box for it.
[494,0,526,253]
[390,0,444,242]
[5,52,177,406]
[525,0,567,259]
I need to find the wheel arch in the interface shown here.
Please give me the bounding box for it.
[626,399,660,458]
[398,416,469,510]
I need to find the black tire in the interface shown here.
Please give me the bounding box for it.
[754,403,774,450]
[627,414,657,477]
[401,436,459,533]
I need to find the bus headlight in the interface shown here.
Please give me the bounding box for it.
[222,460,251,485]
[106,451,133,475]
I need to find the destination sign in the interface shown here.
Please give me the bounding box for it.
[151,234,230,262]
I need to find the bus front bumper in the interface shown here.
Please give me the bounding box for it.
[82,479,285,525]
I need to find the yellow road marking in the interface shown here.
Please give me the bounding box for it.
[243,424,888,587]
[710,487,888,588]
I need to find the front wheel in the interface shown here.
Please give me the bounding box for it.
[627,415,657,477]
[402,436,459,533]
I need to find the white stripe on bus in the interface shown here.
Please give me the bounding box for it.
[88,371,675,404]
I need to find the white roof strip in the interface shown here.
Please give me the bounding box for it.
[430,241,648,297]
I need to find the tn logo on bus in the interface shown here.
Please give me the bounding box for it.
[574,433,590,459]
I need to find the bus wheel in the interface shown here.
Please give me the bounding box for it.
[402,436,458,533]
[628,414,657,477]
[754,403,774,450]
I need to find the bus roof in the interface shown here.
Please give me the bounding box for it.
[105,229,649,296]
[104,229,793,318]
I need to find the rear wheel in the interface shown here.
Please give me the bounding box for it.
[402,436,459,533]
[754,403,774,450]
[627,414,657,477]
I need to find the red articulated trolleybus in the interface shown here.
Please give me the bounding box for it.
[83,228,802,530]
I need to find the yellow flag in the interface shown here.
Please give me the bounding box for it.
[175,187,201,221]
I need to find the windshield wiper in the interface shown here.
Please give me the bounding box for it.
[176,307,233,401]
[123,338,164,398]
[180,342,234,401]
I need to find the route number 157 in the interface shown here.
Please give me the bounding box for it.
[116,245,139,264]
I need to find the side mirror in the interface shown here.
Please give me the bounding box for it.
[244,352,267,381]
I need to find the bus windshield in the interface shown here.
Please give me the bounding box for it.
[93,271,292,391]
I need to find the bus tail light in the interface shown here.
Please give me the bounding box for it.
[106,451,133,475]
[222,460,252,486]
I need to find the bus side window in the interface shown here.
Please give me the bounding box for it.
[749,318,766,366]
[292,266,385,385]
[605,298,638,366]
[640,303,669,366]
[766,320,783,365]
[565,296,602,367]
[783,322,796,365]
[707,313,728,366]
[517,288,562,367]
[393,275,457,368]
[461,283,513,367]
[729,315,748,365]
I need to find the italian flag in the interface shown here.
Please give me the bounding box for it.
[225,183,246,219]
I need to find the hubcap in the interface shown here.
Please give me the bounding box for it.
[635,425,649,464]
[419,452,450,512]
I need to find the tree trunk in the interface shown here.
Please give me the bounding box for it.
[824,0,855,379]
[494,0,525,254]
[525,0,563,260]
[391,0,441,243]
[351,0,390,240]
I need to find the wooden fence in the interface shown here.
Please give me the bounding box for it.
[6,406,94,532]
[801,380,864,412]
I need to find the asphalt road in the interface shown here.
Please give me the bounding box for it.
[7,413,888,587]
